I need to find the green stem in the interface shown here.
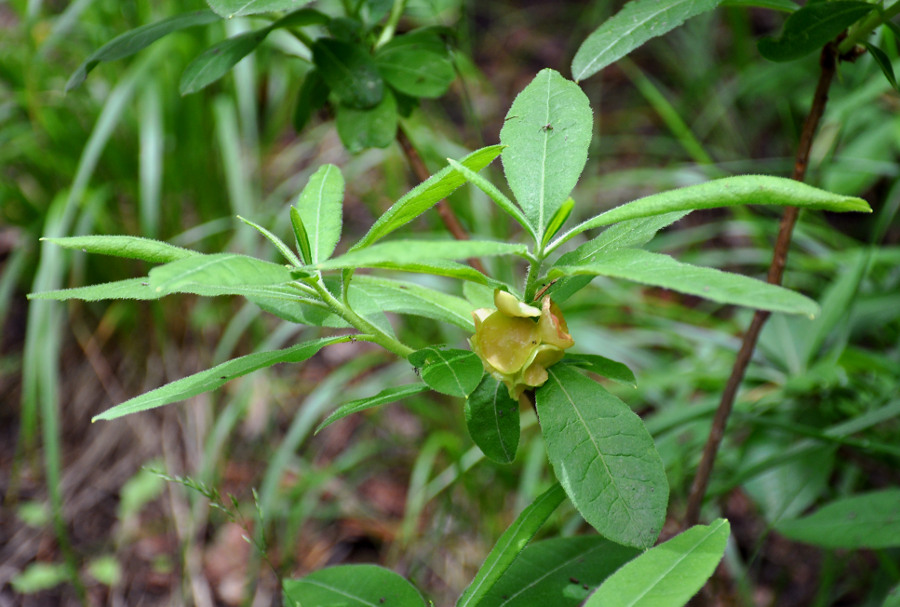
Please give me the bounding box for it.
[290,28,316,53]
[839,0,900,54]
[374,0,408,49]
[312,276,414,357]
[522,254,544,302]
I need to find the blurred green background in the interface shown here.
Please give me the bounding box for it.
[1,0,899,605]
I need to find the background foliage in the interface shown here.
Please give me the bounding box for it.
[1,0,899,605]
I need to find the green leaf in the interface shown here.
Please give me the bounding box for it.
[536,365,668,549]
[774,489,900,549]
[317,239,527,271]
[28,278,162,302]
[863,42,898,90]
[758,1,876,62]
[480,536,640,607]
[550,248,819,317]
[457,483,567,607]
[312,38,384,109]
[149,253,293,295]
[283,564,426,607]
[343,258,501,288]
[293,69,330,132]
[335,87,399,152]
[742,443,833,523]
[10,562,70,594]
[549,211,688,302]
[67,10,221,91]
[444,158,536,242]
[289,206,314,265]
[180,28,271,95]
[565,211,690,259]
[353,145,504,249]
[40,235,197,263]
[542,197,574,249]
[884,585,900,607]
[408,347,483,397]
[273,7,331,28]
[207,0,312,18]
[465,375,520,464]
[584,519,730,606]
[721,0,798,11]
[295,164,345,264]
[350,275,476,330]
[551,175,871,251]
[315,384,429,434]
[571,0,722,82]
[93,336,346,421]
[500,68,592,241]
[237,215,302,266]
[249,292,347,327]
[375,32,455,98]
[563,354,637,388]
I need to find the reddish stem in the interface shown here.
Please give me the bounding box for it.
[683,43,838,528]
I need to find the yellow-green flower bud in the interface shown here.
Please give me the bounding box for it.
[470,290,574,402]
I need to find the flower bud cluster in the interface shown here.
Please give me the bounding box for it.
[469,290,574,404]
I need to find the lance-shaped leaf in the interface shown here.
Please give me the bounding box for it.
[572,0,722,82]
[315,384,430,434]
[758,1,876,62]
[549,211,688,302]
[445,158,536,241]
[338,258,502,288]
[500,69,592,240]
[237,215,302,266]
[536,365,668,549]
[542,197,574,249]
[180,28,271,95]
[563,354,637,388]
[722,0,798,11]
[67,10,221,91]
[312,38,383,109]
[41,235,197,263]
[29,278,162,302]
[863,42,899,91]
[149,253,293,295]
[93,336,346,421]
[465,375,520,464]
[774,489,900,549]
[249,292,347,328]
[549,175,871,251]
[283,564,426,607]
[352,145,504,250]
[480,536,640,607]
[550,248,819,317]
[350,275,476,330]
[457,484,567,607]
[584,519,730,606]
[295,164,344,264]
[181,9,330,95]
[408,347,483,397]
[207,0,312,18]
[317,239,527,271]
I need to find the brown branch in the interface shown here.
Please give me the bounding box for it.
[395,127,488,275]
[683,43,839,528]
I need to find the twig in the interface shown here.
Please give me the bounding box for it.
[395,127,488,275]
[683,43,839,528]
